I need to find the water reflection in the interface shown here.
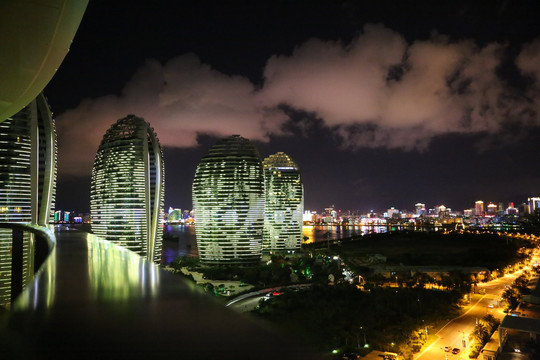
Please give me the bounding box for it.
[302,225,388,244]
[161,224,390,262]
[86,234,159,301]
[161,225,198,265]
[14,244,56,311]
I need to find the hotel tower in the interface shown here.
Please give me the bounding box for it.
[192,135,265,264]
[0,93,57,307]
[262,152,304,252]
[90,115,164,263]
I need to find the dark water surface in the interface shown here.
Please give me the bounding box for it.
[66,224,389,265]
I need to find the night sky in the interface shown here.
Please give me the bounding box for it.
[45,0,540,214]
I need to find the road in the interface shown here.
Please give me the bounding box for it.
[228,294,266,312]
[225,245,539,359]
[415,249,540,360]
[227,284,311,312]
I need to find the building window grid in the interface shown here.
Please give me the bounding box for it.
[262,152,304,252]
[193,135,265,265]
[91,115,164,263]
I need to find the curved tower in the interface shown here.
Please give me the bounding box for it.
[262,152,304,252]
[192,135,265,264]
[0,92,57,306]
[91,115,164,263]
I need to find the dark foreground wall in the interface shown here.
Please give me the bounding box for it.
[0,228,320,360]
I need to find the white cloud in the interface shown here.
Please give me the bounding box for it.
[56,24,540,176]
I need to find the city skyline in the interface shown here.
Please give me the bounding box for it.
[44,1,540,213]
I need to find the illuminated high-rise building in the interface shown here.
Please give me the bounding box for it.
[386,207,400,219]
[0,93,57,307]
[192,135,265,264]
[90,115,164,263]
[415,203,426,216]
[487,202,497,215]
[262,152,303,252]
[437,205,448,218]
[474,200,484,216]
[528,197,540,215]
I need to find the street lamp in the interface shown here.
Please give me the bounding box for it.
[458,330,466,348]
[357,326,367,349]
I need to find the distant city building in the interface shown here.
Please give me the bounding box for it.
[167,207,182,223]
[518,203,529,217]
[322,206,336,223]
[262,152,304,252]
[192,135,265,264]
[386,207,400,219]
[303,210,316,224]
[487,202,497,215]
[528,197,540,215]
[415,203,426,216]
[464,209,473,217]
[475,200,484,216]
[506,203,518,215]
[437,205,449,218]
[55,210,87,224]
[0,93,57,307]
[82,213,91,223]
[90,115,164,263]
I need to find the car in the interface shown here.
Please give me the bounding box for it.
[264,290,283,299]
[452,348,460,354]
[488,303,494,308]
[444,346,452,352]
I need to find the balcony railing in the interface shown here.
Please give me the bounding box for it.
[0,225,320,359]
[0,223,55,304]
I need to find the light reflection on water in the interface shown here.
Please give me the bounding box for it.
[161,225,198,265]
[301,225,388,244]
[161,224,391,264]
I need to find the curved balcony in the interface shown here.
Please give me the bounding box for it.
[0,225,320,359]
